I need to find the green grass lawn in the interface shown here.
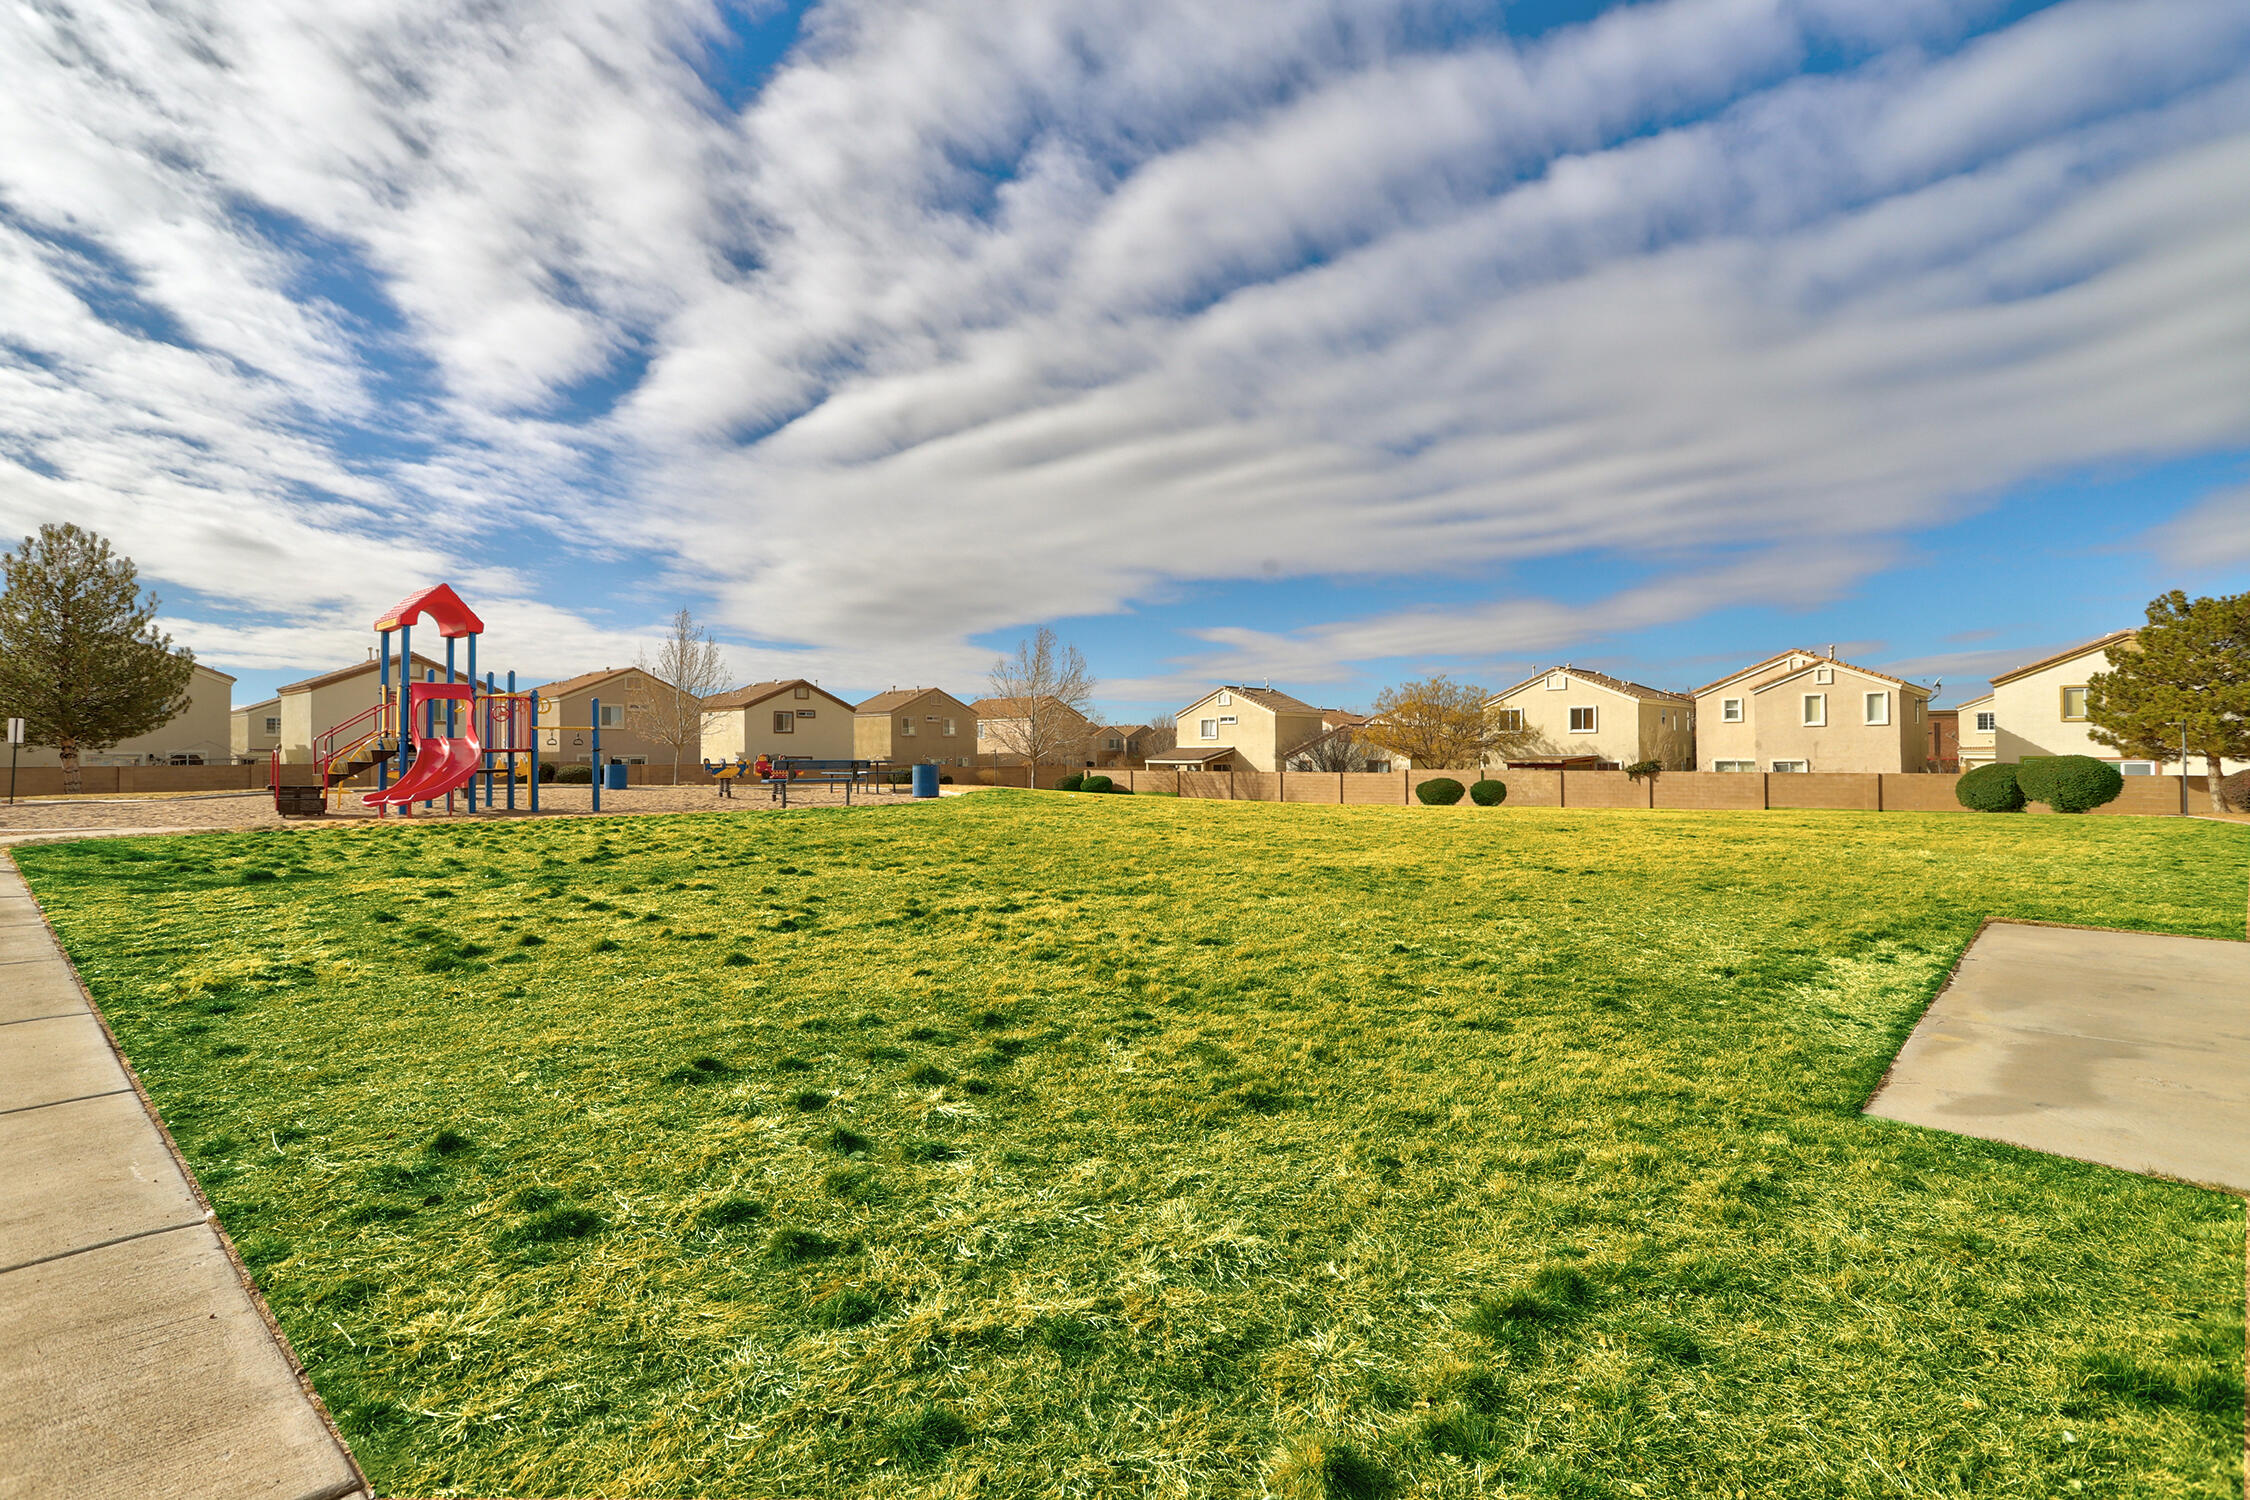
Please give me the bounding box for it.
[17,797,2248,1499]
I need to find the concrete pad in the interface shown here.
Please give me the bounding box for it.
[0,1224,360,1500]
[0,1091,205,1274]
[1868,922,2250,1194]
[0,922,62,966]
[0,896,44,927]
[0,1014,130,1114]
[0,961,86,1024]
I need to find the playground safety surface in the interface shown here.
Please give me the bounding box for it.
[1866,919,2250,1195]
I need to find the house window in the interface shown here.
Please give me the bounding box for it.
[1199,719,1218,739]
[2060,686,2088,720]
[1218,715,1237,726]
[1569,706,1597,733]
[263,716,280,735]
[1106,737,1123,751]
[943,718,956,736]
[1713,760,1756,772]
[1814,666,1834,684]
[796,709,816,718]
[1863,692,1889,726]
[1975,711,1996,732]
[599,705,624,727]
[1217,692,1232,706]
[772,711,794,733]
[900,718,917,736]
[2119,761,2156,775]
[1720,697,1743,723]
[1771,759,1809,772]
[624,755,646,766]
[1492,708,1524,733]
[1801,694,1826,727]
[977,722,987,739]
[794,686,810,699]
[1546,674,1566,690]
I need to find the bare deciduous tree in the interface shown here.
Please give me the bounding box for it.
[1286,720,1374,771]
[629,608,733,784]
[1364,675,1497,770]
[985,627,1097,776]
[1141,712,1178,758]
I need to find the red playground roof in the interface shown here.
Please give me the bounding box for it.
[374,584,485,638]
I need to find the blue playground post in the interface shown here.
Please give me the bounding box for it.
[484,671,498,807]
[463,635,476,812]
[396,621,412,785]
[592,696,602,814]
[528,679,539,813]
[504,671,517,811]
[377,629,393,797]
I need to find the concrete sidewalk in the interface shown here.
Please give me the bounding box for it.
[0,855,369,1500]
[1866,920,2250,1194]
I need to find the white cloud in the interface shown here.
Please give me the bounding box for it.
[0,0,2245,697]
[2154,480,2250,569]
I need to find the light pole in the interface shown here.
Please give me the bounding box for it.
[2174,719,2190,817]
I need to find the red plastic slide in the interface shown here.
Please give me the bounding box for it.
[364,683,482,809]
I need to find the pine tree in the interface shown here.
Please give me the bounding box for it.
[0,524,196,794]
[2083,589,2250,812]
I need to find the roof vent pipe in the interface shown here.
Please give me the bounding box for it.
[1827,644,1836,659]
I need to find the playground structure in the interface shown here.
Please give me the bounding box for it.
[273,584,558,817]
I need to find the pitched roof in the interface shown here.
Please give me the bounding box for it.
[705,678,850,711]
[534,666,653,701]
[1182,685,1322,716]
[971,696,1093,722]
[1695,649,1924,697]
[1146,745,1240,765]
[233,696,280,713]
[1750,657,1928,695]
[1489,665,1690,704]
[279,652,446,695]
[1096,723,1149,738]
[856,687,969,715]
[1987,629,2137,687]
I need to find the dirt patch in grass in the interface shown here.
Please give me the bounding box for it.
[16,799,2248,1497]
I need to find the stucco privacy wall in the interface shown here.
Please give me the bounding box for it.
[1018,767,2212,814]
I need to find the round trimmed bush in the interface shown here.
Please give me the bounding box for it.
[1081,774,1113,794]
[1955,762,2023,812]
[1415,777,1466,806]
[1469,778,1508,806]
[552,762,594,785]
[2015,754,2124,814]
[1055,772,1085,792]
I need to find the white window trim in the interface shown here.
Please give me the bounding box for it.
[1863,691,1889,726]
[795,709,816,718]
[1713,760,1755,772]
[1568,706,1598,734]
[1771,759,1809,772]
[1801,694,1826,727]
[943,718,956,736]
[1546,674,1566,690]
[1217,715,1237,725]
[2119,761,2156,775]
[1720,697,1743,723]
[1216,691,1232,706]
[1492,708,1524,732]
[900,718,917,736]
[1974,711,1995,732]
[1814,666,1834,684]
[1199,718,1219,739]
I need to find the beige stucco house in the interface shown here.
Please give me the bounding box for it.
[1955,693,1996,768]
[1485,666,1694,771]
[1149,686,1329,773]
[703,679,857,764]
[274,653,444,763]
[15,659,235,767]
[1982,630,2246,776]
[532,666,685,769]
[231,697,282,763]
[1091,724,1158,768]
[855,688,976,766]
[972,696,1098,768]
[1695,648,1932,773]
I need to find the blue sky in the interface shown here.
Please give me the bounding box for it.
[2,0,2246,722]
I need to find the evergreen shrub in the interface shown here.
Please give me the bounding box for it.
[553,763,594,785]
[1056,773,1084,792]
[2015,755,2124,814]
[1416,777,1466,806]
[1469,779,1508,806]
[1955,762,2023,812]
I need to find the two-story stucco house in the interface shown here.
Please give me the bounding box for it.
[276,652,444,764]
[16,658,235,767]
[855,688,976,766]
[702,679,857,765]
[1148,686,1329,773]
[971,696,1098,768]
[1484,665,1695,771]
[1695,648,1932,773]
[527,666,689,770]
[231,697,282,763]
[1979,630,2246,777]
[1954,693,1996,769]
[1091,724,1156,768]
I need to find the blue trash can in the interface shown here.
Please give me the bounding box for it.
[911,763,939,799]
[605,762,629,791]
